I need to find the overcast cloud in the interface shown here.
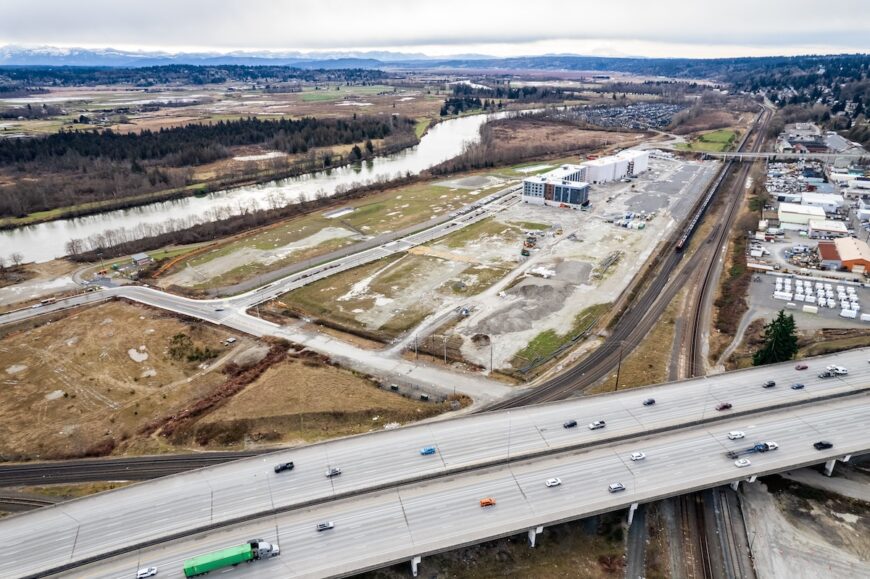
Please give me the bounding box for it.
[1,0,868,58]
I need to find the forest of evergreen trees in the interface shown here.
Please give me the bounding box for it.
[0,115,415,218]
[0,116,400,166]
[0,65,387,87]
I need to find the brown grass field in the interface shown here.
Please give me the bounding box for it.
[0,300,450,458]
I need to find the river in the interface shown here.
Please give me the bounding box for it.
[3,111,507,263]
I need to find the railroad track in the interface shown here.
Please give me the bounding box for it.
[685,108,772,378]
[679,493,714,579]
[488,109,771,409]
[0,495,57,511]
[0,110,772,491]
[0,451,261,487]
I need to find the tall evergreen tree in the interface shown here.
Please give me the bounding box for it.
[752,310,799,366]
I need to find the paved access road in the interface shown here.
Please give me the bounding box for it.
[2,349,870,578]
[70,395,870,579]
[0,191,520,403]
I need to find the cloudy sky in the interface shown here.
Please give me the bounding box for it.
[2,0,869,58]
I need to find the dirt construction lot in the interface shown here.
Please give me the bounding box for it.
[0,300,450,458]
[159,178,512,290]
[742,477,870,578]
[269,156,719,373]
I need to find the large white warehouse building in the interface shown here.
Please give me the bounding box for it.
[580,149,650,184]
[520,150,649,208]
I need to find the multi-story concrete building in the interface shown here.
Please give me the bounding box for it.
[520,150,649,208]
[522,174,590,208]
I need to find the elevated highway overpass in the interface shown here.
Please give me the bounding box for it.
[1,349,869,578]
[51,396,870,578]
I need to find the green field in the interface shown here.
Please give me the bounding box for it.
[675,129,739,153]
[300,85,395,103]
[414,117,432,138]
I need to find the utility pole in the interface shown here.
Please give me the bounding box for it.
[97,251,106,275]
[489,337,493,373]
[443,335,448,364]
[414,335,418,361]
[614,341,624,391]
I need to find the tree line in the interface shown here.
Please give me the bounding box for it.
[0,115,415,218]
[0,65,387,87]
[0,116,400,165]
[450,83,571,102]
[65,172,420,263]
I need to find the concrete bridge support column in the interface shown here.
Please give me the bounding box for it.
[527,526,543,548]
[748,474,757,483]
[411,556,422,577]
[627,502,639,526]
[825,455,853,477]
[730,480,740,491]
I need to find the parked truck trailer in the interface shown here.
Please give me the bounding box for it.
[183,540,280,577]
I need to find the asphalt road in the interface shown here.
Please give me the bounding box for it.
[208,188,521,297]
[66,395,870,579]
[0,191,521,403]
[2,349,870,578]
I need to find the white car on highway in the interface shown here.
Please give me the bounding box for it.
[630,451,646,461]
[545,478,562,487]
[727,431,745,440]
[734,458,752,468]
[136,568,158,579]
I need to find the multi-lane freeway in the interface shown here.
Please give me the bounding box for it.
[1,349,869,578]
[61,394,870,579]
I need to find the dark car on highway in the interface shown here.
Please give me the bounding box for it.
[716,402,733,411]
[642,398,656,406]
[813,441,833,450]
[563,420,578,429]
[762,380,776,388]
[274,462,294,473]
[790,383,805,390]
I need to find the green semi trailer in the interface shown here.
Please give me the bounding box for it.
[183,539,280,577]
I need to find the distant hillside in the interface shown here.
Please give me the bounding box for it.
[1,46,868,88]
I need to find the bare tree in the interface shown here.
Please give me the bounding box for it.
[9,252,23,268]
[65,238,84,257]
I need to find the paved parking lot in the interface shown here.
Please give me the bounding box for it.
[748,272,870,330]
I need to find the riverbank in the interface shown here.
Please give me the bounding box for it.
[2,110,505,264]
[0,134,421,231]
